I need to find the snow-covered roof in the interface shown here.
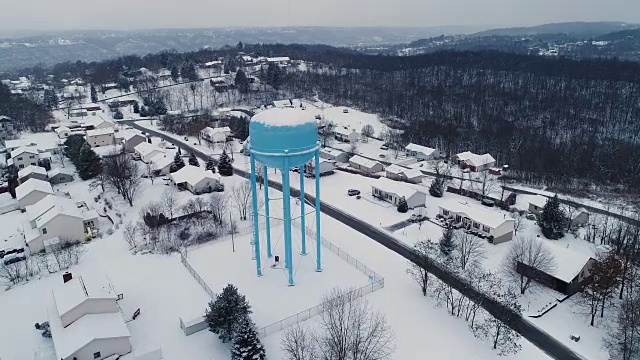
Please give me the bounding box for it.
[405,143,437,156]
[402,168,424,180]
[53,274,117,318]
[18,165,47,178]
[134,142,165,157]
[202,126,231,136]
[334,127,356,136]
[267,57,291,62]
[4,139,32,150]
[320,147,347,157]
[122,132,145,141]
[273,99,302,108]
[55,126,70,134]
[531,241,594,283]
[527,195,548,209]
[372,177,425,200]
[86,128,115,137]
[16,178,53,201]
[251,108,316,127]
[151,154,173,170]
[349,155,382,170]
[25,194,78,223]
[34,199,82,228]
[204,60,222,66]
[11,145,39,158]
[439,201,513,229]
[169,165,220,186]
[385,164,405,175]
[456,151,496,167]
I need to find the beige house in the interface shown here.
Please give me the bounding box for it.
[453,151,496,172]
[371,177,427,209]
[10,146,39,169]
[169,165,221,194]
[405,143,441,160]
[134,142,165,163]
[349,155,384,174]
[85,128,115,148]
[16,178,54,209]
[122,133,147,153]
[48,273,132,360]
[439,201,515,244]
[24,195,86,252]
[18,165,48,184]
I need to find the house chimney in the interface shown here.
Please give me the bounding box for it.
[62,272,73,283]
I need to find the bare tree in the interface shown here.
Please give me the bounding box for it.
[384,129,404,159]
[35,253,57,274]
[348,139,359,156]
[0,261,23,284]
[360,124,375,142]
[316,287,395,360]
[406,239,438,296]
[501,236,556,295]
[182,197,210,228]
[161,187,181,220]
[56,144,66,167]
[138,201,164,247]
[103,152,142,205]
[474,170,495,199]
[146,162,156,185]
[210,192,230,224]
[456,231,486,271]
[281,325,317,360]
[318,121,336,147]
[232,183,252,220]
[513,214,526,235]
[123,221,138,249]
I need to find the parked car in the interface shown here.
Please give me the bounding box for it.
[165,143,176,149]
[131,153,141,160]
[315,114,322,120]
[380,145,389,150]
[379,154,386,158]
[347,189,361,196]
[481,198,495,207]
[410,213,427,222]
[343,108,349,113]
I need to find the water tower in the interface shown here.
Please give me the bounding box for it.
[248,108,322,286]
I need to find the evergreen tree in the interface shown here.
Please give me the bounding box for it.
[7,175,18,199]
[38,158,51,171]
[537,195,566,240]
[43,89,58,109]
[170,64,180,82]
[429,177,444,197]
[139,106,148,117]
[235,69,249,94]
[206,158,217,173]
[218,150,233,176]
[171,152,185,173]
[113,109,124,120]
[397,197,409,213]
[204,284,252,343]
[77,146,102,180]
[181,62,198,81]
[64,134,87,162]
[133,101,140,114]
[117,75,130,92]
[90,84,98,103]
[189,153,200,167]
[439,225,456,255]
[231,318,266,360]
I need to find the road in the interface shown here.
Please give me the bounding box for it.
[123,120,585,360]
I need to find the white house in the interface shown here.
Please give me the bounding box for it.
[349,155,384,174]
[85,128,115,148]
[169,165,221,194]
[453,151,496,172]
[83,116,116,130]
[11,146,39,169]
[55,126,71,139]
[122,133,147,153]
[385,164,406,180]
[16,178,54,209]
[304,158,336,177]
[334,127,359,143]
[401,168,425,184]
[405,143,441,161]
[320,147,350,163]
[134,142,166,163]
[371,177,427,209]
[150,153,174,175]
[526,195,548,215]
[48,273,132,360]
[24,194,87,252]
[438,201,515,244]
[48,167,75,184]
[266,57,291,65]
[18,165,48,184]
[201,126,231,143]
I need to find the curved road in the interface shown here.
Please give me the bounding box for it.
[123,120,585,360]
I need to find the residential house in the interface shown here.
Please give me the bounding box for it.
[402,168,425,184]
[48,168,75,184]
[24,194,86,252]
[526,195,548,216]
[334,127,359,143]
[371,177,427,209]
[438,201,515,244]
[134,143,165,163]
[11,146,40,169]
[385,164,406,180]
[453,151,496,172]
[405,143,441,161]
[266,57,291,66]
[18,165,48,184]
[516,241,597,295]
[319,147,350,163]
[201,126,231,143]
[47,273,132,360]
[150,154,174,176]
[55,126,71,139]
[169,165,221,194]
[349,155,384,174]
[570,208,590,229]
[273,99,303,109]
[16,178,54,209]
[304,158,336,177]
[83,116,116,130]
[122,133,147,153]
[85,128,115,148]
[203,60,222,69]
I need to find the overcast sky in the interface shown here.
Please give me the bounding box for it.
[1,0,639,30]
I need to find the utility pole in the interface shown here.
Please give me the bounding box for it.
[230,212,235,252]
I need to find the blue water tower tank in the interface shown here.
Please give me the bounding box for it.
[249,108,319,169]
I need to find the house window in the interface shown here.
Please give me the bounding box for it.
[29,155,35,159]
[473,222,480,229]
[482,225,490,233]
[456,215,462,222]
[42,228,47,234]
[442,209,449,216]
[93,351,101,359]
[19,164,24,169]
[17,157,22,161]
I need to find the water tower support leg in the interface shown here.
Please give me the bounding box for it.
[300,167,307,256]
[282,158,295,286]
[249,153,262,277]
[263,165,272,258]
[315,151,322,272]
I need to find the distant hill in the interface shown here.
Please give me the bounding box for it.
[471,21,636,37]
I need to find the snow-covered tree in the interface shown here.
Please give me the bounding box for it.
[439,225,456,255]
[361,124,375,142]
[396,197,408,213]
[501,236,556,295]
[188,153,199,167]
[429,177,444,197]
[231,317,266,360]
[77,146,102,180]
[205,284,252,343]
[218,150,233,176]
[90,84,98,103]
[406,239,439,296]
[537,195,566,239]
[133,101,140,114]
[206,158,217,173]
[474,287,522,355]
[171,153,185,173]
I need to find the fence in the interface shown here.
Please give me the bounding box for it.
[179,249,216,299]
